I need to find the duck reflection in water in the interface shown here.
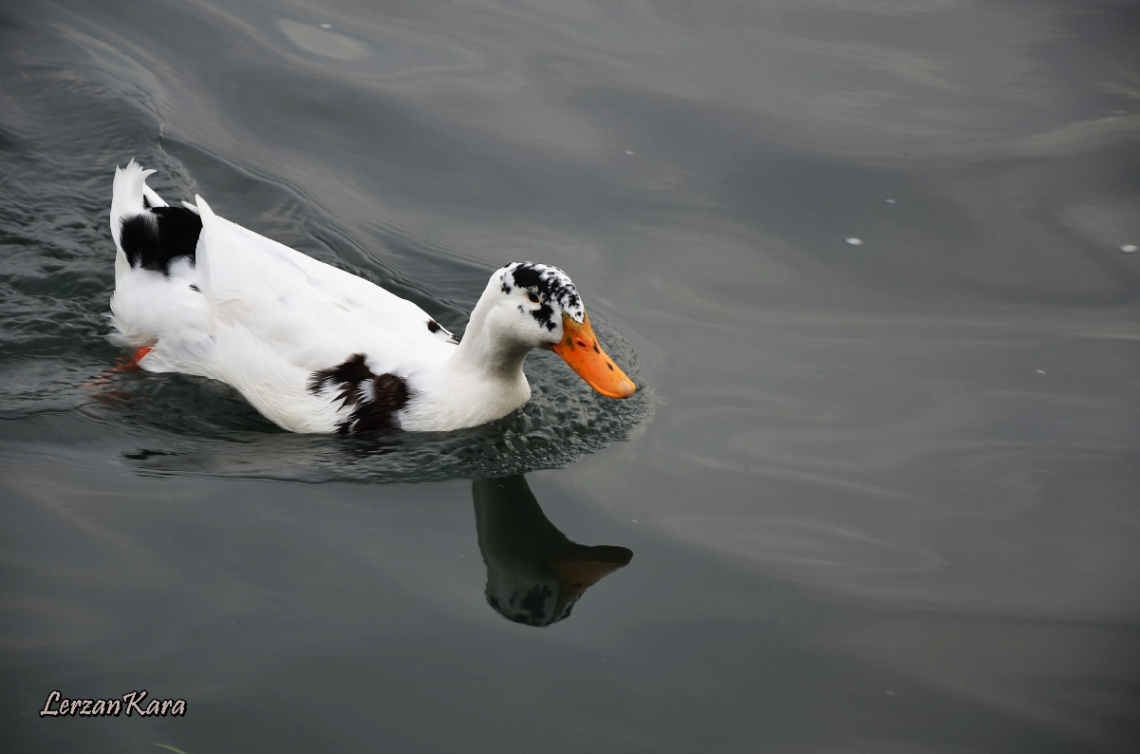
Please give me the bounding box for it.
[472,475,632,627]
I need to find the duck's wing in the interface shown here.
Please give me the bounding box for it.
[188,195,455,375]
[132,195,458,433]
[109,163,467,432]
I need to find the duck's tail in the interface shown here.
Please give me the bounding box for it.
[111,160,161,286]
[110,159,165,246]
[107,161,209,355]
[110,160,202,280]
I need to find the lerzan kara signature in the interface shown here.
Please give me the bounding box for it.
[40,690,186,717]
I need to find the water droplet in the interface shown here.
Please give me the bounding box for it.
[845,237,863,246]
[1121,244,1137,253]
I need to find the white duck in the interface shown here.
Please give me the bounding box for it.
[108,161,635,433]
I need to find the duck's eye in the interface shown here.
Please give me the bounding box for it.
[526,291,541,304]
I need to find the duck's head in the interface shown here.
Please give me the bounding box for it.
[484,262,636,399]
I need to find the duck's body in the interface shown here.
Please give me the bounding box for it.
[108,161,634,433]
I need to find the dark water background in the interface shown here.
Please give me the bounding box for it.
[2,0,1138,751]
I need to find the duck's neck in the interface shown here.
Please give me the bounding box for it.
[401,294,535,431]
[450,295,533,379]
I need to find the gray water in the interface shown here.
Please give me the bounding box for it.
[2,1,1139,752]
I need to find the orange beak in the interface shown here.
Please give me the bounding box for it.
[550,311,636,399]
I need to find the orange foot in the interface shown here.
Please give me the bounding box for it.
[108,346,154,374]
[85,346,156,405]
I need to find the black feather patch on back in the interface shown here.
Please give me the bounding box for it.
[308,353,412,434]
[119,206,202,275]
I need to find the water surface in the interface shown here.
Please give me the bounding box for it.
[2,1,1138,752]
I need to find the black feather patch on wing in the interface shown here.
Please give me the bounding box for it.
[308,353,373,406]
[350,373,411,433]
[308,353,411,433]
[119,206,202,275]
[426,319,460,344]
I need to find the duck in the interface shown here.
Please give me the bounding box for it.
[107,160,635,433]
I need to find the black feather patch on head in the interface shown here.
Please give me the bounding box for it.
[503,262,585,332]
[119,206,202,275]
[308,353,412,433]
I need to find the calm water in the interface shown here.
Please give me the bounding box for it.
[2,0,1139,751]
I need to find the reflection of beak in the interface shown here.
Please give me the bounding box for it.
[550,546,633,614]
[551,312,636,399]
